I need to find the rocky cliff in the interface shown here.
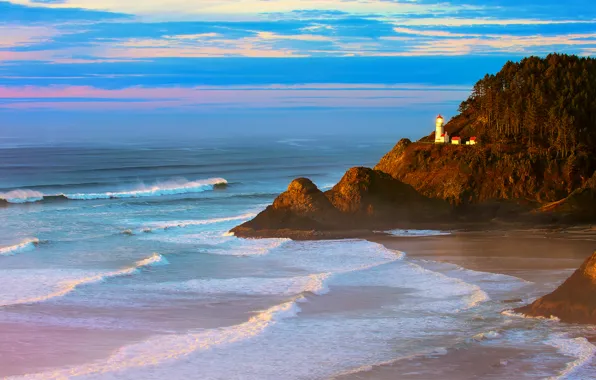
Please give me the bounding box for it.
[514,251,596,324]
[231,167,451,239]
[232,55,596,238]
[536,173,596,223]
[376,138,595,207]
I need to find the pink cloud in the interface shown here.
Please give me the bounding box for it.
[0,84,469,111]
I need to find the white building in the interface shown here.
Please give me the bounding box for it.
[434,114,449,143]
[451,136,461,145]
[465,137,478,145]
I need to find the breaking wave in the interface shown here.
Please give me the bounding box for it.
[0,178,227,204]
[0,189,44,203]
[135,273,331,296]
[405,261,490,311]
[139,213,257,233]
[10,297,302,379]
[382,229,451,237]
[0,253,168,307]
[546,333,596,380]
[0,238,40,256]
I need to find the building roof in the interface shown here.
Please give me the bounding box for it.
[437,114,443,119]
[452,136,461,140]
[470,136,477,141]
[441,133,445,137]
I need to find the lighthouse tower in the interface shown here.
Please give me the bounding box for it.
[434,114,448,143]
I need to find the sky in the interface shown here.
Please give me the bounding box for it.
[0,0,594,143]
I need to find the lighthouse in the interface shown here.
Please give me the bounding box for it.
[434,114,449,143]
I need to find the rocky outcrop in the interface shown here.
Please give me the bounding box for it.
[536,172,596,223]
[231,168,451,239]
[327,167,448,221]
[375,139,595,208]
[232,56,596,237]
[514,251,596,324]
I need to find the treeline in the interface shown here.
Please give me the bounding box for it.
[459,54,596,157]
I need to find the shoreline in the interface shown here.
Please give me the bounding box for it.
[231,222,596,241]
[336,229,596,380]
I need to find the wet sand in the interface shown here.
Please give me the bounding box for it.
[373,229,596,283]
[337,229,596,380]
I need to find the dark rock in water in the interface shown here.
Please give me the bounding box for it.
[230,178,341,238]
[514,251,596,324]
[230,169,451,239]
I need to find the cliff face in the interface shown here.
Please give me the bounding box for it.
[514,251,596,324]
[231,167,451,238]
[536,172,596,222]
[375,139,595,206]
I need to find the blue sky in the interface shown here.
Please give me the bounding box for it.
[0,0,594,142]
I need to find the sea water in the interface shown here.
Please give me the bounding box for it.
[1,137,595,379]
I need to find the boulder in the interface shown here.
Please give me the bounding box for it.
[514,251,596,324]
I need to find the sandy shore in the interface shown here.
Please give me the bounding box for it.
[373,229,596,283]
[336,229,596,380]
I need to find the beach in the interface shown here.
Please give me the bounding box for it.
[2,141,596,379]
[339,229,596,379]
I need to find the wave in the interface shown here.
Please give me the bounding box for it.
[546,333,596,380]
[382,229,451,237]
[0,238,40,256]
[0,177,227,204]
[139,213,257,233]
[135,273,331,297]
[501,309,560,321]
[0,253,168,307]
[11,297,302,379]
[405,260,490,311]
[0,189,44,203]
[471,330,501,341]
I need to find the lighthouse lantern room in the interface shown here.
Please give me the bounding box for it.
[434,114,449,143]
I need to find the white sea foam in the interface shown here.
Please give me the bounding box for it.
[331,346,451,379]
[472,330,501,341]
[404,261,490,311]
[501,309,560,321]
[0,178,227,204]
[136,273,331,296]
[10,298,302,379]
[0,238,40,256]
[6,240,506,379]
[383,229,451,237]
[0,189,44,203]
[546,333,596,379]
[141,230,290,257]
[64,178,227,200]
[0,253,168,307]
[141,212,256,233]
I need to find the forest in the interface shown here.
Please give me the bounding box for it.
[457,54,596,157]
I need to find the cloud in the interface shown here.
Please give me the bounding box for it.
[0,83,469,110]
[388,17,596,27]
[0,0,129,22]
[4,0,475,18]
[385,28,596,55]
[0,25,59,48]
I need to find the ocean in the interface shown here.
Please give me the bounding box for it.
[1,136,596,379]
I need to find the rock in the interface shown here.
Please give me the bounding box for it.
[535,171,596,223]
[230,178,342,237]
[326,167,448,222]
[514,251,596,324]
[273,178,337,217]
[231,168,451,239]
